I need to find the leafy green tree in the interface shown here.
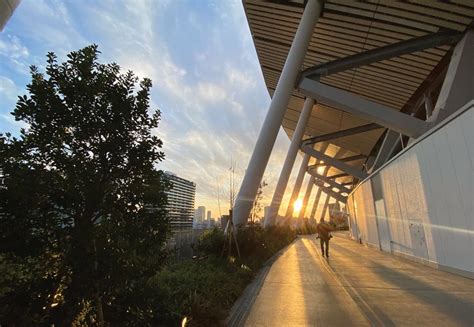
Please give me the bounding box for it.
[0,45,170,325]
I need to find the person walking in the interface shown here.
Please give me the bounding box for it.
[316,220,333,258]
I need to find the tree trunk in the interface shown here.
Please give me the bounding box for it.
[95,292,105,327]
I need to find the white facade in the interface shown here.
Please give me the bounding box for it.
[347,102,474,278]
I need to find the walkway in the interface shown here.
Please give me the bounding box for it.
[243,235,474,326]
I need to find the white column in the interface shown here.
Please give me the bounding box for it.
[264,98,315,227]
[233,0,322,226]
[298,176,314,220]
[284,153,310,219]
[320,194,330,222]
[309,187,323,220]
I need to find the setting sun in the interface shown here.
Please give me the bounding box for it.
[293,199,303,215]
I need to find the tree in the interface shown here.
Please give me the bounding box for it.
[251,180,268,224]
[0,45,170,325]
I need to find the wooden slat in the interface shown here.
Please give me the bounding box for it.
[379,0,472,23]
[325,2,439,32]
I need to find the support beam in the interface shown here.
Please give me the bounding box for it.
[308,147,343,221]
[299,30,462,81]
[370,130,401,172]
[285,154,310,219]
[309,154,367,168]
[232,0,323,226]
[303,123,381,145]
[429,30,474,124]
[307,169,352,194]
[265,98,315,227]
[314,180,347,203]
[298,79,428,138]
[328,173,349,179]
[302,144,368,180]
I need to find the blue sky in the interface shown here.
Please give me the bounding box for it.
[0,0,306,217]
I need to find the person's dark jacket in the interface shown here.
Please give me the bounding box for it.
[316,222,333,241]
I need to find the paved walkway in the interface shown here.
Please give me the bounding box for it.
[243,235,474,326]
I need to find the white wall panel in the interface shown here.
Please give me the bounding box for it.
[361,181,379,247]
[348,103,474,277]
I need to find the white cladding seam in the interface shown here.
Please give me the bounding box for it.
[233,0,323,226]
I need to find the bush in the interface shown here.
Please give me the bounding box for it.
[195,228,225,257]
[147,257,252,326]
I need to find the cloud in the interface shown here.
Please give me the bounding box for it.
[0,0,303,219]
[0,35,30,73]
[0,76,21,101]
[197,82,227,103]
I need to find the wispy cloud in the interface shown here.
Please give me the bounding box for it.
[0,0,299,218]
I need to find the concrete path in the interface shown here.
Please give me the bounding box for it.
[244,235,474,326]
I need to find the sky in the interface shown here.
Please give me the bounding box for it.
[0,0,309,218]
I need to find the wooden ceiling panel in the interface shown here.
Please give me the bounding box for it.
[244,0,473,175]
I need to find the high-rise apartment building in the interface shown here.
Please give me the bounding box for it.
[194,206,205,227]
[164,171,196,230]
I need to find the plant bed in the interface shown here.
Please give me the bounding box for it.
[148,225,296,326]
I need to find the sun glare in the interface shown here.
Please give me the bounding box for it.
[294,199,303,215]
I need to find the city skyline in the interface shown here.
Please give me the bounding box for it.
[0,0,308,216]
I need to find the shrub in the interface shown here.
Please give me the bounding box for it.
[195,228,225,257]
[147,257,252,326]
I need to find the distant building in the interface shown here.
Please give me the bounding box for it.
[164,171,196,230]
[194,206,206,226]
[207,210,211,220]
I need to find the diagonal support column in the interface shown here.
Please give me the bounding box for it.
[233,0,323,226]
[320,194,331,222]
[309,187,323,220]
[298,79,428,138]
[302,144,368,180]
[370,130,401,172]
[307,169,352,194]
[429,30,474,124]
[284,153,310,219]
[298,176,315,220]
[309,147,345,219]
[265,98,315,227]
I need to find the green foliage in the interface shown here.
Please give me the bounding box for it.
[195,228,225,257]
[149,225,296,325]
[0,45,170,325]
[147,257,252,326]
